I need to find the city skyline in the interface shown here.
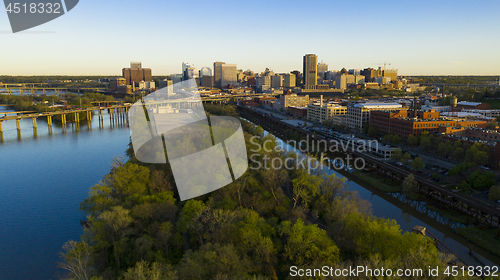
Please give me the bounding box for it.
[0,0,499,76]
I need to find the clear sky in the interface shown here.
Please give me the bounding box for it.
[0,0,499,76]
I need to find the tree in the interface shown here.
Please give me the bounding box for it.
[466,170,496,190]
[291,169,322,210]
[431,173,441,181]
[148,170,171,193]
[59,241,93,280]
[452,147,465,160]
[391,149,403,161]
[402,152,412,165]
[392,134,401,145]
[488,185,500,202]
[458,180,471,191]
[437,142,450,157]
[407,134,418,146]
[341,213,407,260]
[177,243,252,280]
[420,137,432,150]
[411,157,425,171]
[319,174,346,202]
[112,163,151,197]
[122,261,177,280]
[473,150,489,166]
[402,174,419,198]
[368,126,378,138]
[279,219,340,266]
[99,206,133,270]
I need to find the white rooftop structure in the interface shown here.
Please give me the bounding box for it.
[352,102,402,109]
[441,112,482,118]
[457,101,482,106]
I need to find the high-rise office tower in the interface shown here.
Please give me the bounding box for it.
[184,67,197,80]
[199,67,212,78]
[271,75,282,88]
[122,62,152,87]
[130,62,142,69]
[283,74,296,88]
[214,62,225,88]
[303,54,318,89]
[201,76,214,87]
[317,62,328,73]
[220,64,237,87]
[182,62,192,73]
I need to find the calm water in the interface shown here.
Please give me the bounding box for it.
[0,109,498,280]
[0,106,130,280]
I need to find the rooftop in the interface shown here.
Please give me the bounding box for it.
[457,101,482,106]
[352,102,403,109]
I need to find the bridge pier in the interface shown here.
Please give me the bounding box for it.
[62,114,67,133]
[0,121,2,133]
[16,119,20,130]
[32,117,37,129]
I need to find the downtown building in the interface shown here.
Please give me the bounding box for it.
[277,92,310,111]
[283,74,296,88]
[199,67,212,78]
[369,109,488,138]
[122,62,152,89]
[213,62,237,88]
[303,54,318,89]
[347,102,404,131]
[300,54,344,96]
[307,96,347,123]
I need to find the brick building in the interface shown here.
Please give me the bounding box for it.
[370,109,487,138]
[456,102,492,111]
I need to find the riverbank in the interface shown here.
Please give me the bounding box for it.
[352,170,400,192]
[355,165,500,257]
[455,227,500,258]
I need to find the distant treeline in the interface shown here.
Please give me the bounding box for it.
[0,76,119,84]
[411,76,499,85]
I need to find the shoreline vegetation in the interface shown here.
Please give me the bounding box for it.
[60,105,488,280]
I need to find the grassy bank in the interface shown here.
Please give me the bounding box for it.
[455,226,500,258]
[352,170,401,193]
[426,204,470,224]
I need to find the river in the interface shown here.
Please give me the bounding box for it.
[0,106,130,280]
[0,106,498,279]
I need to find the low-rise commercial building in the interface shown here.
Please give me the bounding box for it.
[289,106,308,118]
[456,102,492,110]
[347,102,403,131]
[307,97,347,123]
[279,93,309,110]
[369,109,488,138]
